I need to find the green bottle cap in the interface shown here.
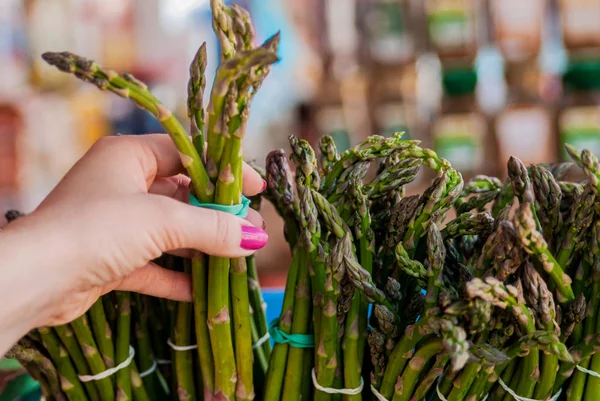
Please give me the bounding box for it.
[442,68,478,96]
[563,61,600,91]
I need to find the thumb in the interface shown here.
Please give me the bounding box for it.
[151,195,269,258]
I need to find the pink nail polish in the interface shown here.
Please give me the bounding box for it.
[261,179,267,192]
[241,225,268,250]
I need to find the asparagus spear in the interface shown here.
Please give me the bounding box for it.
[70,316,115,400]
[38,327,88,401]
[187,42,208,156]
[115,292,133,401]
[133,295,162,400]
[7,339,66,401]
[387,338,442,401]
[54,324,100,400]
[281,241,312,401]
[319,135,339,176]
[231,257,256,401]
[130,362,151,401]
[514,203,574,303]
[263,248,304,401]
[529,164,562,249]
[264,149,300,249]
[88,299,115,371]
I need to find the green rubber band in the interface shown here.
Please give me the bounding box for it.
[189,193,251,218]
[268,318,315,348]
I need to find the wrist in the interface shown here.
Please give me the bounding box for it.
[0,216,65,355]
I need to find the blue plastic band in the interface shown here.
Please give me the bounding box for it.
[188,193,251,218]
[268,318,315,348]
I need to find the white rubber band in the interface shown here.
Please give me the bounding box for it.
[167,338,198,352]
[575,364,600,379]
[311,368,364,395]
[78,346,135,382]
[497,377,562,401]
[370,384,389,401]
[435,378,449,401]
[139,360,157,378]
[156,359,171,365]
[252,332,271,350]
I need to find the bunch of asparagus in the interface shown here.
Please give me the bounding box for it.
[8,0,277,400]
[259,135,600,401]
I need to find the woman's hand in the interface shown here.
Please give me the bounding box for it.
[0,134,268,352]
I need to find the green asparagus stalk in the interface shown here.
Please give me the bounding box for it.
[88,299,115,370]
[281,244,312,400]
[130,362,151,401]
[187,42,208,156]
[133,295,163,400]
[54,324,100,400]
[391,339,443,401]
[38,327,88,401]
[231,257,255,401]
[8,339,66,401]
[116,292,133,401]
[514,203,574,303]
[264,248,304,400]
[172,260,196,401]
[247,253,272,363]
[70,316,115,400]
[319,135,339,176]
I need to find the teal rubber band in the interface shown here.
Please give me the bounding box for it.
[189,193,251,218]
[268,318,314,348]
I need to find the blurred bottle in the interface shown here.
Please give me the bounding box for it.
[494,61,555,172]
[490,0,546,64]
[424,0,479,67]
[558,61,600,159]
[363,0,415,66]
[372,64,420,141]
[432,67,489,178]
[23,0,74,90]
[559,0,600,56]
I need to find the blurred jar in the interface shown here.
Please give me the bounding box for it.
[432,68,488,177]
[425,0,479,66]
[495,61,555,172]
[559,0,600,54]
[558,61,600,159]
[490,0,546,63]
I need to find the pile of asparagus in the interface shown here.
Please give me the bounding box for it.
[7,0,600,400]
[259,135,600,401]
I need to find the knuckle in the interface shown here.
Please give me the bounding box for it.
[212,210,233,250]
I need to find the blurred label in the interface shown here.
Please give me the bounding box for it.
[432,112,485,171]
[426,0,475,50]
[326,0,358,57]
[496,107,553,166]
[366,0,413,63]
[560,106,600,157]
[317,106,351,152]
[560,0,600,48]
[377,102,415,139]
[491,0,544,62]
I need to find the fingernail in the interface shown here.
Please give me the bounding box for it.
[241,226,268,250]
[261,179,267,192]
